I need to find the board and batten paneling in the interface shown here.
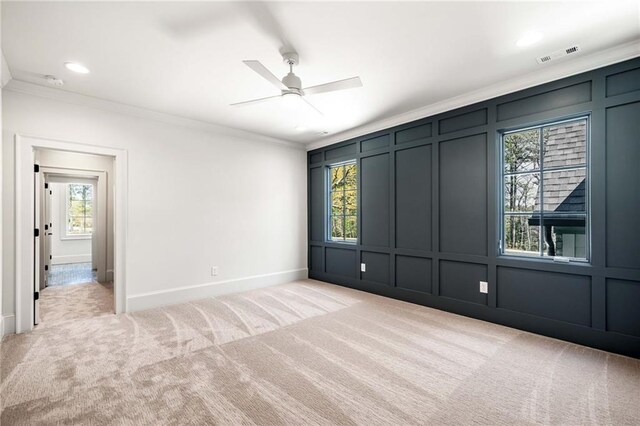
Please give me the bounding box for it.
[439,133,487,256]
[360,153,390,248]
[396,255,432,293]
[395,145,432,251]
[605,101,640,269]
[308,57,640,358]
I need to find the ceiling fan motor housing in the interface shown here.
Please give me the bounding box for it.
[282,72,302,91]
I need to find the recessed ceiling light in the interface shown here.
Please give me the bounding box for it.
[295,125,307,131]
[64,62,90,74]
[516,31,543,47]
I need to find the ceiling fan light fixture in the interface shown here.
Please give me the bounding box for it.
[282,91,302,106]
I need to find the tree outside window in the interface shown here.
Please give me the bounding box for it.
[67,183,93,235]
[329,161,357,242]
[502,117,588,260]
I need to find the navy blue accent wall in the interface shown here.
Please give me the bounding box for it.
[307,57,640,358]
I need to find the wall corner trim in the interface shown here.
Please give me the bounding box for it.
[126,268,309,312]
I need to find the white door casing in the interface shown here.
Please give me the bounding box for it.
[34,163,41,325]
[15,134,127,333]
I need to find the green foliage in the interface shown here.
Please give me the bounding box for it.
[330,163,357,241]
[67,184,93,235]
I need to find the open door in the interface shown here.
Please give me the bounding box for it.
[34,163,41,325]
[39,178,52,290]
[43,180,53,288]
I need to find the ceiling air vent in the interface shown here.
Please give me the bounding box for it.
[536,45,580,64]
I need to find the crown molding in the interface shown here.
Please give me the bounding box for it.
[306,40,640,151]
[5,79,304,150]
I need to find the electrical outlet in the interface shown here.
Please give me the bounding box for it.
[479,281,488,294]
[360,263,366,272]
[211,266,219,277]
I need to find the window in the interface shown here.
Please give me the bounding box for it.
[66,183,94,236]
[328,161,357,242]
[501,117,588,260]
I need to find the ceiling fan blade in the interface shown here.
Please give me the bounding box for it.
[230,94,281,107]
[304,77,363,96]
[302,98,324,116]
[243,60,288,91]
[242,2,295,53]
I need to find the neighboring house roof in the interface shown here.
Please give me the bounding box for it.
[529,120,587,227]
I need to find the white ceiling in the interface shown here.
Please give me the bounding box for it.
[2,1,639,146]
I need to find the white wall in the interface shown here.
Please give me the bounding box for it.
[2,89,307,319]
[48,181,92,265]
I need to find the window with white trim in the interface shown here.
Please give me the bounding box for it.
[65,183,94,236]
[328,161,357,242]
[501,117,589,260]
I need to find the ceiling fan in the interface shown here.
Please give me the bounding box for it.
[231,51,362,115]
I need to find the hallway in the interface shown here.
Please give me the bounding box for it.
[47,262,97,286]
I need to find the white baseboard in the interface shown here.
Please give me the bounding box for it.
[127,268,308,312]
[2,314,16,337]
[106,269,114,282]
[51,254,91,265]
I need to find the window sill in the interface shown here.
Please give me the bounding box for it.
[327,240,358,245]
[499,253,590,266]
[61,235,92,241]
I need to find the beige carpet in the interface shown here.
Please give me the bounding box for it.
[1,279,639,425]
[39,281,113,326]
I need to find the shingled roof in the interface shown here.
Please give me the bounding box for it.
[529,120,587,227]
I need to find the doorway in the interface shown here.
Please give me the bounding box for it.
[15,135,127,334]
[33,150,115,326]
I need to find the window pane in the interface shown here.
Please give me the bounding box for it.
[328,161,357,242]
[504,129,540,173]
[504,215,540,255]
[542,168,586,213]
[69,200,85,216]
[84,217,94,233]
[541,218,586,259]
[504,173,539,213]
[68,216,84,234]
[543,119,587,169]
[344,190,357,215]
[330,166,345,191]
[331,216,344,240]
[344,164,357,190]
[345,216,357,241]
[331,191,344,214]
[69,184,92,201]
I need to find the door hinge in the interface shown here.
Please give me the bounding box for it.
[34,228,40,237]
[45,182,49,189]
[34,164,40,173]
[45,265,49,271]
[34,292,39,301]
